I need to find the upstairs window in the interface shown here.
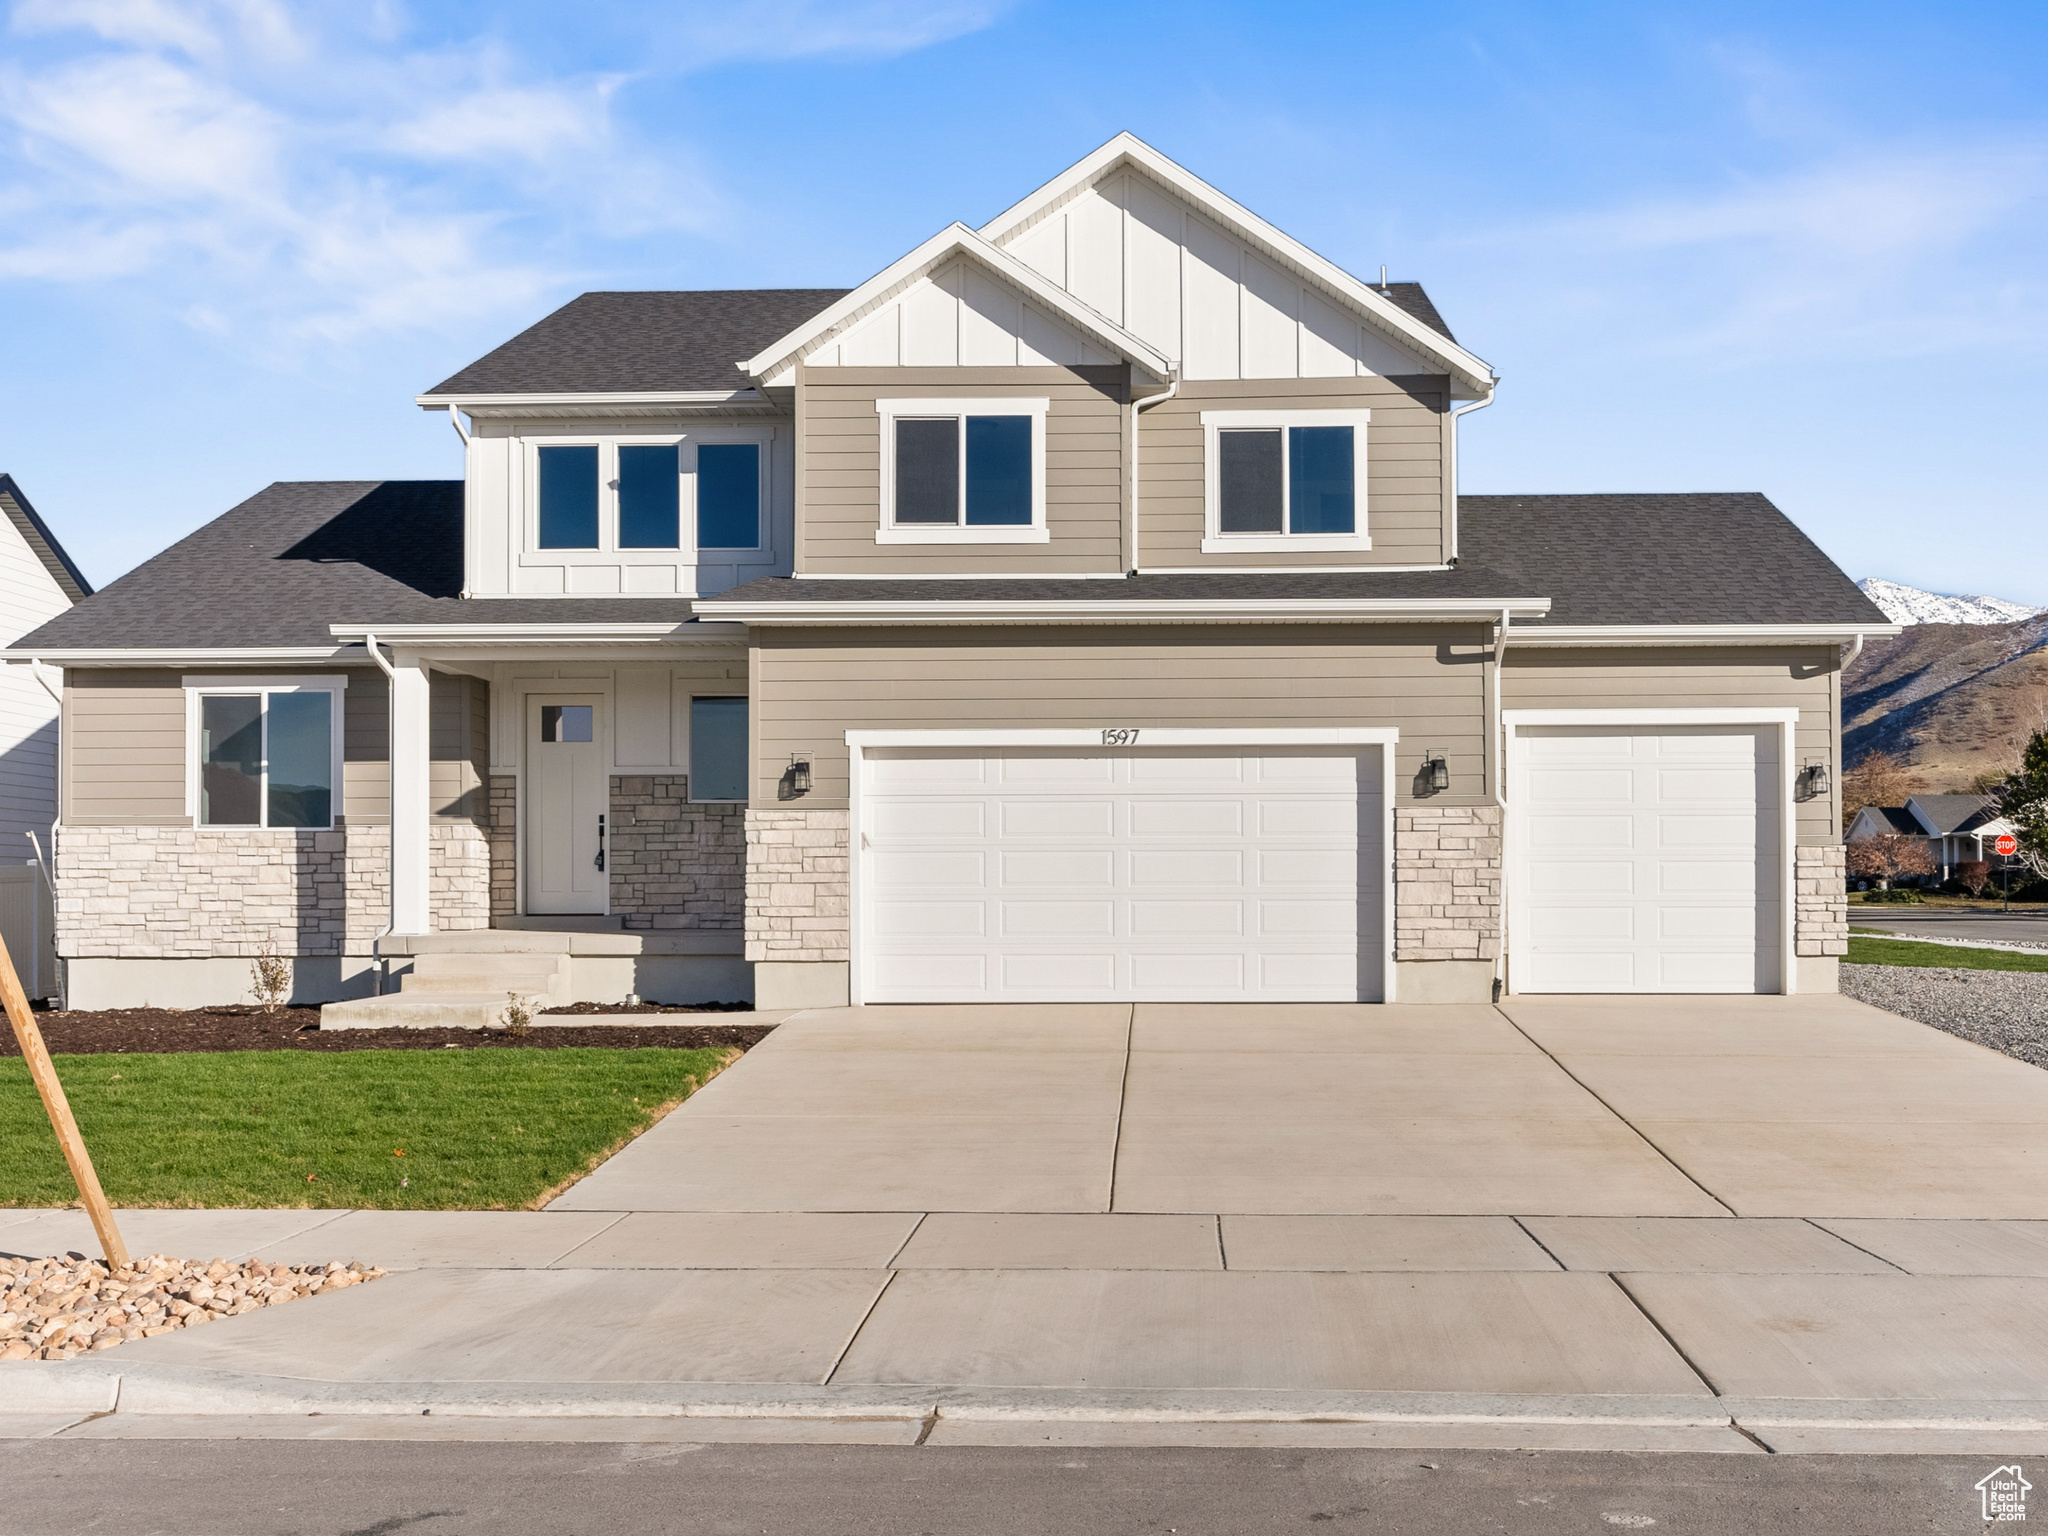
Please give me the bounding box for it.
[1201,409,1371,554]
[187,680,344,830]
[875,397,1049,543]
[528,436,768,556]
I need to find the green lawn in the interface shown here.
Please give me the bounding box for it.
[0,1046,732,1210]
[1845,935,2048,973]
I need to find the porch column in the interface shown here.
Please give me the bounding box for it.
[389,651,432,935]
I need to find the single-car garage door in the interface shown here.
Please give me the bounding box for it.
[1513,725,1782,993]
[860,746,1384,1003]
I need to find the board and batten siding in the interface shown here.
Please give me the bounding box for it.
[1500,647,1841,845]
[1137,375,1450,570]
[750,624,1489,808]
[798,365,1128,576]
[63,668,488,827]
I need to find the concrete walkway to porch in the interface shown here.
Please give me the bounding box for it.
[6,995,2048,1452]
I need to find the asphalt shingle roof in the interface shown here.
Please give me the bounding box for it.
[424,290,851,397]
[1369,283,1455,344]
[11,487,1884,654]
[1908,793,1999,835]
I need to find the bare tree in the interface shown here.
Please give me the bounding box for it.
[1841,748,1925,837]
[1847,833,1938,890]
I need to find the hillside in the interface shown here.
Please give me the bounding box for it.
[1844,616,2048,789]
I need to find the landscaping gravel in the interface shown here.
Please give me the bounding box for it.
[0,1253,385,1361]
[1841,963,2048,1070]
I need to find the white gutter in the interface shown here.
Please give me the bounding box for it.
[708,597,1552,626]
[327,621,748,645]
[415,389,770,410]
[1128,370,1180,573]
[7,647,355,666]
[1445,387,1496,563]
[1513,623,1900,647]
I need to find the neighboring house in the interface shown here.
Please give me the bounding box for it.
[0,475,91,998]
[9,134,1897,1014]
[1846,793,2013,884]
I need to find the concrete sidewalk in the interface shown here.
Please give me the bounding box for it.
[5,996,2048,1451]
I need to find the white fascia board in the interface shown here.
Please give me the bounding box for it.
[328,622,749,645]
[977,133,1496,394]
[848,727,1400,748]
[1511,623,1901,647]
[7,646,354,666]
[415,390,766,409]
[1503,707,1802,726]
[740,223,1173,382]
[708,597,1550,626]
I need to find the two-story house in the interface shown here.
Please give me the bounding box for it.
[9,135,1895,1017]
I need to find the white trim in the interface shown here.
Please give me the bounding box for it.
[713,596,1551,626]
[843,726,1398,1007]
[742,223,1173,383]
[14,647,354,666]
[1502,708,1799,998]
[875,397,1050,542]
[846,727,1401,748]
[182,676,347,831]
[1514,624,1901,647]
[417,390,767,409]
[975,133,1495,396]
[328,623,746,644]
[1200,408,1371,554]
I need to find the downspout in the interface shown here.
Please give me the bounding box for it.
[1445,385,1497,563]
[446,404,471,445]
[1490,609,1513,998]
[1128,368,1179,574]
[362,635,399,994]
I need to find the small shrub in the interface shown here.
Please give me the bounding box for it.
[250,950,290,1012]
[1857,887,1925,904]
[1955,860,1992,897]
[502,993,534,1038]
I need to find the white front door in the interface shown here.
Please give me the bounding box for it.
[525,695,608,915]
[860,746,1382,1003]
[1514,725,1780,993]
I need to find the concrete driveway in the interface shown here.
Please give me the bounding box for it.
[18,993,2048,1450]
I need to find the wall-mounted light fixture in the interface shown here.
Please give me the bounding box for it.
[1801,757,1831,799]
[786,753,813,796]
[1424,751,1450,793]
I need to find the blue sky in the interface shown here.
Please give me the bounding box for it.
[3,0,2044,600]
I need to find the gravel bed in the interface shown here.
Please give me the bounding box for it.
[1,1253,385,1361]
[1841,963,2048,1070]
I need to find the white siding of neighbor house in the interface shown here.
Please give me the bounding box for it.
[804,258,1118,371]
[461,413,796,600]
[991,170,1440,382]
[0,512,76,861]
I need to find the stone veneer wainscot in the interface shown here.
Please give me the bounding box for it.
[1795,844,1850,957]
[1393,804,1503,963]
[744,807,849,964]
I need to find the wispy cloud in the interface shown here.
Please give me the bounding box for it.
[1479,140,2048,366]
[0,0,1010,357]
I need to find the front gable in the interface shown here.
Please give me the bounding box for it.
[804,257,1120,371]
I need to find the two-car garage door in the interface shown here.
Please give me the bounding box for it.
[860,746,1383,1003]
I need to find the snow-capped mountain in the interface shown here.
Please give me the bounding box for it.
[1858,578,2047,627]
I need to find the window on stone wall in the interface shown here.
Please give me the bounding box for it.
[192,685,342,829]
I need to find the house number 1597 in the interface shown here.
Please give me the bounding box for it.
[1101,728,1141,746]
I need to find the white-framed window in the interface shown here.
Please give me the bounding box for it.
[1199,408,1371,554]
[874,397,1050,543]
[182,676,347,830]
[523,430,772,561]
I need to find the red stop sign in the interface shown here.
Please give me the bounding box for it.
[1996,834,2019,857]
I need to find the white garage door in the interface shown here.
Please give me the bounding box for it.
[1515,726,1781,993]
[860,746,1383,1002]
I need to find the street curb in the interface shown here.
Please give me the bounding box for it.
[9,1362,2048,1436]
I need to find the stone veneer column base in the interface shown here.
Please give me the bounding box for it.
[1389,959,1497,1005]
[1795,845,1849,959]
[754,961,851,1010]
[1392,804,1502,1003]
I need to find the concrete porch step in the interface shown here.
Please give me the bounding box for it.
[320,992,549,1031]
[491,915,624,933]
[399,953,568,1000]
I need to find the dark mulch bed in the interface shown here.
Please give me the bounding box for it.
[4,1003,773,1057]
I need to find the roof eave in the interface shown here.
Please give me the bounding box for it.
[705,597,1552,627]
[1514,623,1902,647]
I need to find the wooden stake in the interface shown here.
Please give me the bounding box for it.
[0,931,127,1271]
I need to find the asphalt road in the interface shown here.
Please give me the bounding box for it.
[1854,906,2048,947]
[0,1440,2027,1535]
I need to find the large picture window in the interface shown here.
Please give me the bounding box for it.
[1200,408,1371,554]
[874,398,1049,543]
[526,435,768,557]
[188,681,343,829]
